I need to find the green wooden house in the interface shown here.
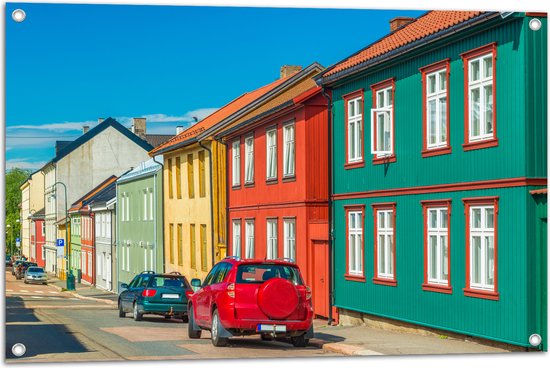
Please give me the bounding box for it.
[116,157,164,292]
[318,11,547,349]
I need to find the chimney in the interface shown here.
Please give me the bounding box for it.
[98,118,104,124]
[132,117,146,139]
[176,126,184,134]
[389,17,415,32]
[82,125,90,134]
[280,65,302,79]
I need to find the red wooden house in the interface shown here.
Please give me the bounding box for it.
[30,208,46,267]
[217,86,331,318]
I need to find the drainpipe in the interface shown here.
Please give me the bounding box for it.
[198,140,216,267]
[152,156,165,273]
[321,87,334,326]
[213,136,229,258]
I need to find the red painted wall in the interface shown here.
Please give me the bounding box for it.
[33,219,46,268]
[80,214,94,284]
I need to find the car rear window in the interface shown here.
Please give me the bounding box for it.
[28,267,44,273]
[149,276,190,289]
[236,264,303,285]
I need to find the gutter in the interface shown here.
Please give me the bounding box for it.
[152,155,165,273]
[198,140,216,268]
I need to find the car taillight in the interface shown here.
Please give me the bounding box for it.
[185,290,194,298]
[142,289,157,297]
[305,286,312,300]
[227,283,235,298]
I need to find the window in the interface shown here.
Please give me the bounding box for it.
[346,207,364,280]
[148,190,153,221]
[462,43,497,150]
[143,190,148,221]
[169,224,174,264]
[198,150,206,197]
[176,157,182,199]
[125,194,129,222]
[266,219,278,259]
[200,224,207,271]
[187,154,195,198]
[370,79,395,163]
[245,220,255,258]
[232,140,241,187]
[177,224,183,266]
[42,222,45,236]
[344,91,363,166]
[120,194,125,221]
[106,214,111,238]
[373,203,396,286]
[421,60,451,157]
[232,220,241,257]
[190,224,196,269]
[283,218,296,261]
[168,158,173,199]
[126,242,130,272]
[422,200,451,293]
[283,123,295,177]
[463,197,499,300]
[266,129,277,180]
[244,136,254,184]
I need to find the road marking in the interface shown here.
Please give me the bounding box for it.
[30,296,44,299]
[20,290,29,292]
[48,291,59,294]
[6,289,13,292]
[35,290,44,293]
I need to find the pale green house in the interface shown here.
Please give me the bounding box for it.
[116,157,164,291]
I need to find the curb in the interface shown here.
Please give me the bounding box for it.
[310,339,383,356]
[50,282,117,306]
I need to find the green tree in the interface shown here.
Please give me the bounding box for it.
[5,168,31,255]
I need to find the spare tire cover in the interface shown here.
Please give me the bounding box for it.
[257,278,299,320]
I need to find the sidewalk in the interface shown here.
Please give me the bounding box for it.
[49,276,118,305]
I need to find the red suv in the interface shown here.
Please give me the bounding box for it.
[187,257,314,347]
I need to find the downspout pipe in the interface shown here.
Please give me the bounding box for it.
[213,136,229,257]
[198,140,216,268]
[321,87,334,326]
[152,155,165,273]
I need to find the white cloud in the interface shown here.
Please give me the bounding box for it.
[8,121,97,132]
[6,159,48,170]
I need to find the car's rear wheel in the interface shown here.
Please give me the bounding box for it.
[133,302,142,321]
[181,315,189,323]
[290,334,309,348]
[211,309,229,347]
[164,315,172,319]
[118,301,126,318]
[187,305,202,338]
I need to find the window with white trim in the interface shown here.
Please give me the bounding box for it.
[427,207,449,285]
[244,136,254,184]
[468,53,493,141]
[148,189,153,220]
[232,220,241,257]
[376,209,394,279]
[143,190,148,221]
[469,205,495,291]
[245,220,254,259]
[283,218,296,261]
[266,129,277,180]
[348,210,363,276]
[126,242,130,272]
[371,86,393,156]
[347,97,362,162]
[426,69,448,148]
[88,251,92,276]
[283,123,295,177]
[266,219,278,259]
[232,141,240,186]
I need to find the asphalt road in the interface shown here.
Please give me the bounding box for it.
[5,270,340,363]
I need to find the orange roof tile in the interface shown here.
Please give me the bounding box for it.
[324,11,484,77]
[149,76,292,155]
[530,188,547,195]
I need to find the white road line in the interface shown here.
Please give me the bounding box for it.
[35,291,44,293]
[20,290,29,292]
[6,289,13,292]
[48,291,59,294]
[31,296,44,299]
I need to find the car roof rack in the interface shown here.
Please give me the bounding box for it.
[140,270,156,274]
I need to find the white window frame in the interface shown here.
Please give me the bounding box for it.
[126,242,130,272]
[143,190,148,221]
[148,189,153,221]
[347,97,363,163]
[376,209,394,279]
[106,214,111,238]
[283,123,295,177]
[266,128,277,180]
[348,210,363,276]
[426,207,449,285]
[232,140,241,186]
[245,219,255,259]
[283,218,296,261]
[468,53,494,142]
[426,69,448,149]
[370,86,393,156]
[266,219,278,259]
[232,220,241,257]
[244,136,254,184]
[87,251,92,277]
[469,205,495,291]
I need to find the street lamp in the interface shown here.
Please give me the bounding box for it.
[6,224,12,255]
[50,181,74,290]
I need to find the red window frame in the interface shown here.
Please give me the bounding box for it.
[344,205,366,282]
[420,59,451,158]
[343,89,365,169]
[372,202,397,286]
[462,196,500,301]
[421,199,452,294]
[461,43,498,151]
[370,78,396,165]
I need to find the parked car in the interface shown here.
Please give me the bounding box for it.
[6,255,12,267]
[187,257,314,347]
[11,260,24,276]
[24,267,48,285]
[15,262,38,280]
[118,271,193,322]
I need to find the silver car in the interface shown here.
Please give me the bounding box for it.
[24,267,48,285]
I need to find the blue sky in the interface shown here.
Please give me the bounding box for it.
[5,2,424,170]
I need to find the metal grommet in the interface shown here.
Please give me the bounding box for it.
[529,333,542,347]
[12,9,26,23]
[529,18,542,31]
[11,343,26,357]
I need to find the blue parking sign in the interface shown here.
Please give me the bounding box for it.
[16,237,20,242]
[57,239,64,247]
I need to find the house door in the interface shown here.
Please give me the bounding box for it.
[312,240,329,318]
